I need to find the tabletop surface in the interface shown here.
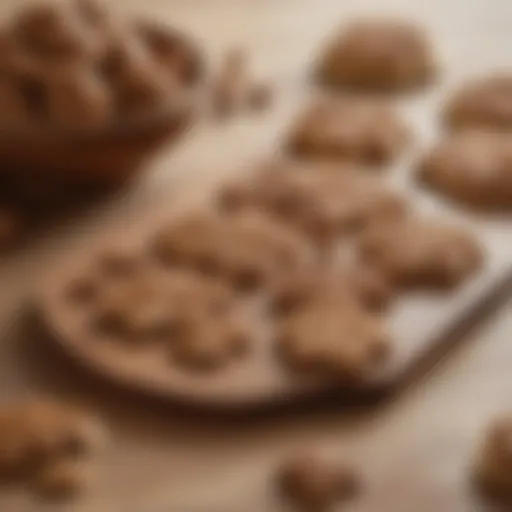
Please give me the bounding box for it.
[0,0,511,511]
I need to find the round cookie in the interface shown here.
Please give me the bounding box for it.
[358,216,483,290]
[444,75,512,131]
[287,96,410,166]
[316,19,437,92]
[418,130,512,211]
[278,453,360,511]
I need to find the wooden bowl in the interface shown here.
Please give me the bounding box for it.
[0,22,204,189]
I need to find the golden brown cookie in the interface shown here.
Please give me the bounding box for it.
[93,270,231,343]
[275,296,391,382]
[12,0,95,63]
[418,130,512,211]
[270,263,392,316]
[474,414,512,499]
[169,312,251,372]
[358,217,483,289]
[218,166,407,244]
[278,453,360,511]
[0,400,105,478]
[32,457,91,500]
[287,96,410,166]
[444,75,512,131]
[316,19,437,92]
[152,211,312,291]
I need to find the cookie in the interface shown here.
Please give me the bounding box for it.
[287,96,410,166]
[474,414,512,498]
[444,75,512,131]
[152,211,312,291]
[275,295,391,382]
[418,130,512,211]
[93,270,231,343]
[278,453,360,511]
[32,457,91,500]
[270,263,392,316]
[358,217,483,289]
[316,19,437,92]
[169,312,250,372]
[0,400,106,477]
[218,166,407,244]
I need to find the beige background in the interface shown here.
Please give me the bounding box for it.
[0,0,511,511]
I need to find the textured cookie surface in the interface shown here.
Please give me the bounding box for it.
[444,75,512,130]
[358,217,483,289]
[287,96,409,166]
[316,19,437,92]
[219,166,407,244]
[419,130,512,211]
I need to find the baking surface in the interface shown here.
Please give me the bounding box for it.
[0,0,511,510]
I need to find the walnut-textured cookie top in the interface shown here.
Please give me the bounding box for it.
[219,166,407,244]
[418,130,512,211]
[278,453,360,511]
[287,96,410,166]
[91,269,232,344]
[275,294,391,382]
[316,19,437,92]
[270,263,392,317]
[358,217,483,290]
[152,211,313,291]
[444,75,512,131]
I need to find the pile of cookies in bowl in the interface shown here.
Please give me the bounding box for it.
[0,0,203,248]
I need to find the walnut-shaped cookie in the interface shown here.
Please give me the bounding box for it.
[0,400,106,478]
[418,130,512,211]
[474,414,512,499]
[219,166,407,245]
[287,96,410,166]
[12,0,96,63]
[101,30,174,118]
[153,211,312,291]
[444,75,512,131]
[0,81,33,127]
[358,217,483,290]
[271,263,393,317]
[45,62,112,129]
[316,19,437,92]
[278,452,360,511]
[93,270,231,343]
[275,295,391,382]
[136,21,202,87]
[169,312,251,372]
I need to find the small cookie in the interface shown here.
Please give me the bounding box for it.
[444,75,512,131]
[94,270,231,342]
[152,211,312,291]
[287,96,410,166]
[316,19,437,92]
[32,458,91,500]
[278,453,360,511]
[474,414,512,498]
[271,264,392,316]
[358,217,483,289]
[418,130,512,211]
[276,296,391,382]
[219,166,407,244]
[169,312,250,372]
[13,1,95,63]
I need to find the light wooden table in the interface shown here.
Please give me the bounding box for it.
[0,0,511,511]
